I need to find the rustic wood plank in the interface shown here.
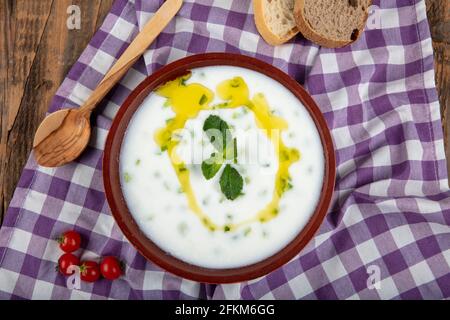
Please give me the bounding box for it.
[0,1,10,223]
[0,0,54,224]
[426,0,450,186]
[433,43,450,172]
[6,0,54,132]
[96,0,115,31]
[0,0,113,224]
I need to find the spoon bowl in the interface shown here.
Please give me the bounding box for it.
[33,109,91,167]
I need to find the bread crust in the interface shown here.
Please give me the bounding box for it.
[293,0,371,48]
[253,0,299,46]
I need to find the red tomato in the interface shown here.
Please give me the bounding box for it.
[58,253,80,276]
[100,257,123,280]
[80,261,101,283]
[58,231,81,253]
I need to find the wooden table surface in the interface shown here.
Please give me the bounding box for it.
[0,0,449,224]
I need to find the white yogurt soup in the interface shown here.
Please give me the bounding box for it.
[120,66,324,269]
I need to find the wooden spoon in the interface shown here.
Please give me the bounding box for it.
[33,0,183,167]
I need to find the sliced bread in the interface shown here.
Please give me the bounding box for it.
[294,0,372,48]
[253,0,299,46]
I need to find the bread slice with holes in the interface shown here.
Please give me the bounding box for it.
[294,0,372,48]
[253,0,299,46]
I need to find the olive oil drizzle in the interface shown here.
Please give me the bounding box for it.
[154,74,300,232]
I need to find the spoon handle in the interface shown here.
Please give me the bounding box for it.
[79,0,183,116]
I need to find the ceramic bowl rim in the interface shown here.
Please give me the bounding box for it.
[102,53,336,283]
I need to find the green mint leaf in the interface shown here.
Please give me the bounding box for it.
[219,164,243,200]
[203,115,231,152]
[201,157,223,180]
[199,94,208,105]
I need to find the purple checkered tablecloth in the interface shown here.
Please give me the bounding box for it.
[0,0,449,300]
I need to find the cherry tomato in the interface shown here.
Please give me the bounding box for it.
[80,261,101,283]
[57,231,81,253]
[58,253,80,276]
[100,257,123,280]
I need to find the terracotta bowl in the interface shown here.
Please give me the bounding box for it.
[103,53,336,283]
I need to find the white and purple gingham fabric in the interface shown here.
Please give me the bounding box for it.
[0,0,449,300]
